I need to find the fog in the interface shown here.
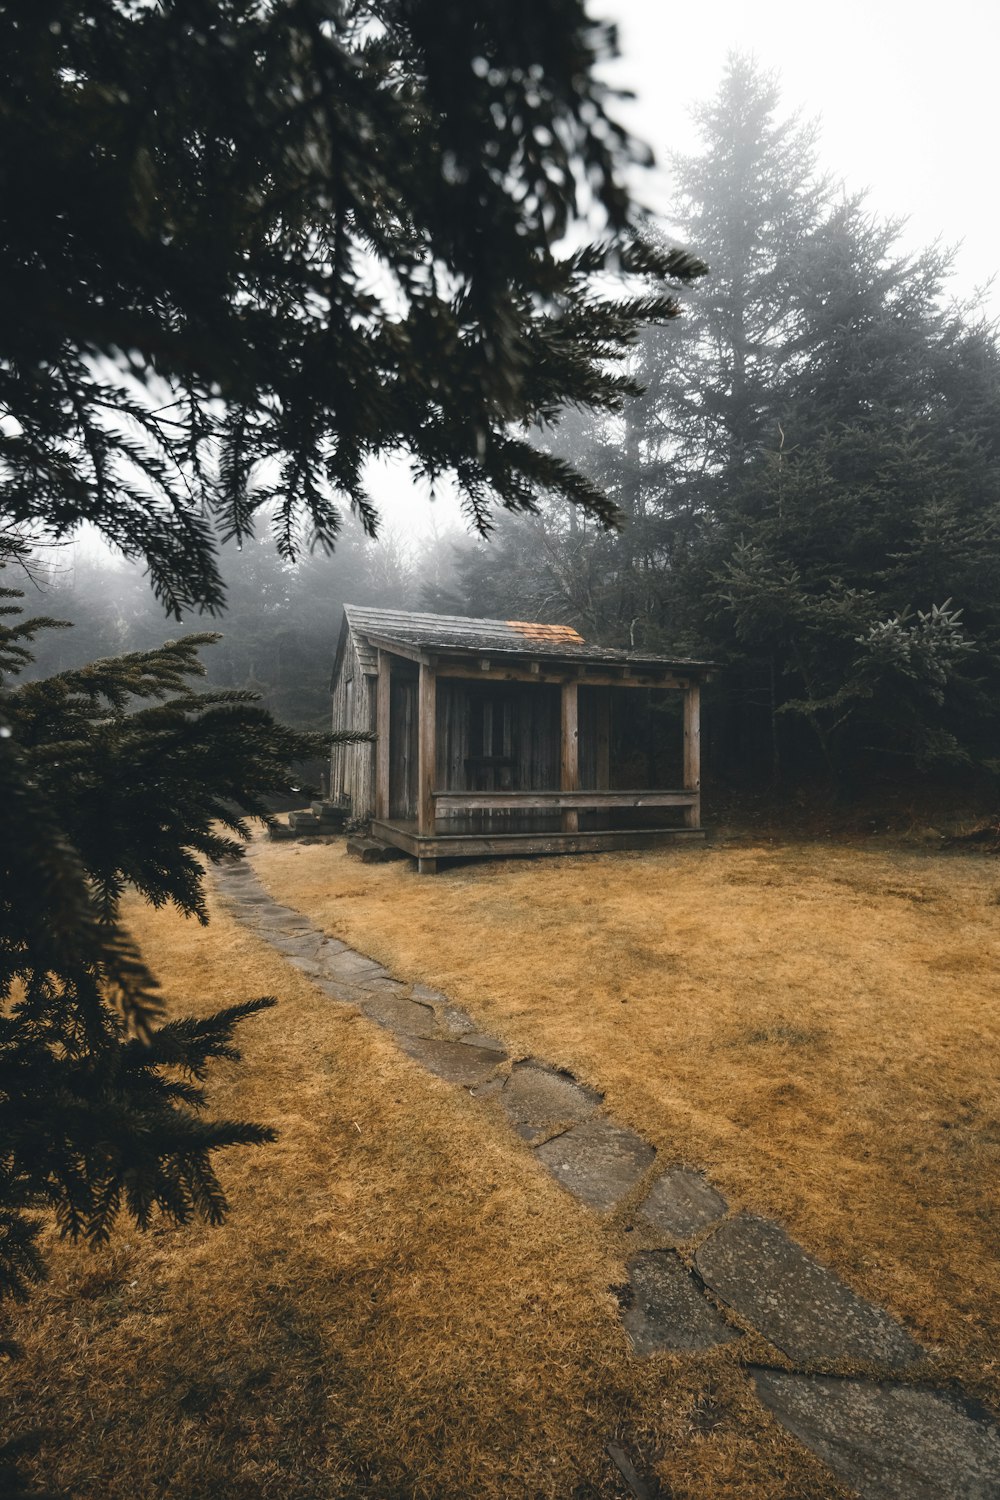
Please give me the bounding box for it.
[17,3,1000,683]
[606,0,999,316]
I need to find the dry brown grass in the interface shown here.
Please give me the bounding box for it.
[1,870,848,1500]
[253,836,1000,1408]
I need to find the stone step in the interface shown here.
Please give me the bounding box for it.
[287,810,323,832]
[267,821,299,841]
[310,803,348,829]
[345,835,405,863]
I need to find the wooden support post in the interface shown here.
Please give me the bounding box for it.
[561,679,579,832]
[418,660,437,840]
[375,651,391,821]
[417,857,438,875]
[595,688,611,791]
[683,681,701,828]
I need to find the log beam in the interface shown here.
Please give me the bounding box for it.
[561,680,579,832]
[433,789,697,812]
[433,660,687,689]
[683,681,701,828]
[375,650,391,821]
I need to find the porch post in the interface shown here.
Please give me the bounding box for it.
[375,650,390,821]
[417,660,437,870]
[561,679,579,832]
[683,679,701,829]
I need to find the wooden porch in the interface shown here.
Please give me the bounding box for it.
[371,648,705,873]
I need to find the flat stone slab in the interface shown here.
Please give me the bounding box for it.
[397,1036,504,1087]
[534,1118,655,1212]
[436,1005,475,1038]
[501,1063,602,1143]
[458,1031,507,1054]
[411,984,450,1006]
[287,956,325,978]
[362,976,410,997]
[249,902,301,919]
[360,995,441,1040]
[696,1216,921,1369]
[266,931,323,958]
[622,1250,739,1355]
[253,913,315,934]
[315,937,348,958]
[751,1369,1000,1500]
[322,950,390,983]
[636,1167,728,1242]
[310,976,366,1004]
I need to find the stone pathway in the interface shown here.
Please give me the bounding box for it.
[213,856,1000,1500]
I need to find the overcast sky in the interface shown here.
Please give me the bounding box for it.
[607,0,999,309]
[373,0,999,536]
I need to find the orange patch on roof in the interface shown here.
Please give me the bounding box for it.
[506,621,584,643]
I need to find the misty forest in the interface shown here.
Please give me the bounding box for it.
[25,58,1000,797]
[3,5,1000,1499]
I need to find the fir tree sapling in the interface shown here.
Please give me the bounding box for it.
[0,572,361,1310]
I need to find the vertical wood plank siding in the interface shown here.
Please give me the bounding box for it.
[329,634,376,817]
[388,675,418,819]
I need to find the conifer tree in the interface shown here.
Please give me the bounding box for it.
[1,0,703,1350]
[644,58,829,488]
[0,564,343,1311]
[437,56,1000,787]
[1,0,705,618]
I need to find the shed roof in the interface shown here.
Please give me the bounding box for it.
[338,605,710,673]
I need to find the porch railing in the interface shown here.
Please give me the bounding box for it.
[433,789,697,813]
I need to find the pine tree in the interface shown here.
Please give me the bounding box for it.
[0,566,353,1316]
[0,0,706,1375]
[1,0,705,619]
[646,57,829,486]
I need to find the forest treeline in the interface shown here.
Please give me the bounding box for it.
[29,58,1000,795]
[435,59,1000,792]
[26,517,462,736]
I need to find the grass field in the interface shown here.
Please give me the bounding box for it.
[4,834,999,1498]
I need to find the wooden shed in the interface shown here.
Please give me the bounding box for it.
[330,606,710,872]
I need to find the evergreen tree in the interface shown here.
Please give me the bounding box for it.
[437,61,831,653]
[700,202,1000,780]
[645,58,829,489]
[441,56,1000,790]
[1,0,705,619]
[0,566,347,1315]
[1,0,704,1356]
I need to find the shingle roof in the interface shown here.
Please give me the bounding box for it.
[341,605,710,671]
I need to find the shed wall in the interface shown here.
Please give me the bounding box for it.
[436,679,561,793]
[330,633,376,817]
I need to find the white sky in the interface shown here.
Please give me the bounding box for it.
[607,0,1000,309]
[375,0,1000,537]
